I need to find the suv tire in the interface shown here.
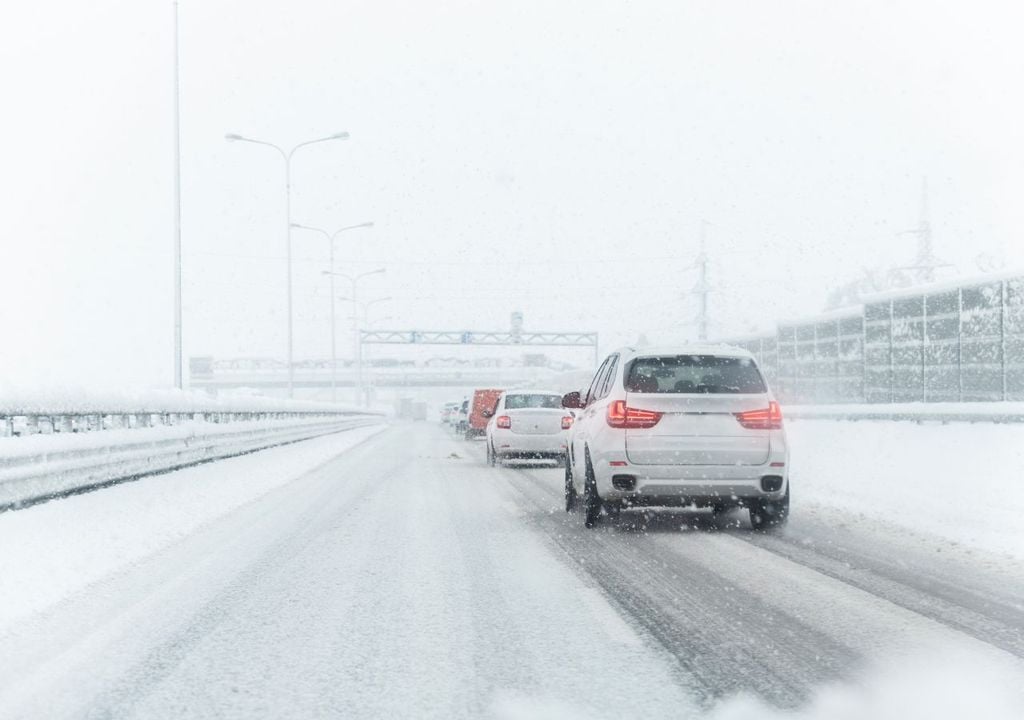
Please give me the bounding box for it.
[749,487,790,531]
[583,456,602,528]
[564,460,576,512]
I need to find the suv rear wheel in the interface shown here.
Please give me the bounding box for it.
[564,461,576,512]
[583,457,602,528]
[749,487,790,531]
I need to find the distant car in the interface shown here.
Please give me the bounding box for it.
[454,398,469,434]
[562,345,789,529]
[484,391,572,466]
[440,402,460,424]
[464,388,503,440]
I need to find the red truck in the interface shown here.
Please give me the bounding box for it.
[464,388,503,440]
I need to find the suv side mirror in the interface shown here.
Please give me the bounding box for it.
[561,391,583,409]
[481,409,493,418]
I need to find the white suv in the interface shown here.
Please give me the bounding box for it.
[562,345,790,529]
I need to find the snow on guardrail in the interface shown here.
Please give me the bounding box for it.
[0,386,374,417]
[784,401,1024,423]
[0,387,386,437]
[0,415,385,511]
[0,388,388,510]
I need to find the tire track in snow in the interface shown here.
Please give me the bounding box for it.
[477,433,1024,707]
[738,520,1024,659]
[484,452,856,708]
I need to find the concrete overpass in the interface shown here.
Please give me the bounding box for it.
[188,357,585,393]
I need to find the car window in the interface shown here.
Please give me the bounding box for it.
[504,394,563,409]
[584,357,612,405]
[625,355,767,394]
[596,354,619,400]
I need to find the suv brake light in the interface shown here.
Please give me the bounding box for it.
[734,401,782,430]
[606,400,662,429]
[496,415,511,429]
[561,416,573,430]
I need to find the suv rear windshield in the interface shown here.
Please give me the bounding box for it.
[625,355,766,394]
[504,394,563,410]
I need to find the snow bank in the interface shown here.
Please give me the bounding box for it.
[487,651,1024,720]
[0,425,385,631]
[786,401,1024,422]
[708,651,1024,720]
[788,420,1024,561]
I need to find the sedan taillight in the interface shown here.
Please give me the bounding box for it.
[496,415,511,429]
[561,416,573,430]
[734,401,783,430]
[606,400,662,429]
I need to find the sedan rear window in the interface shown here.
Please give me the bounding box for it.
[504,394,563,409]
[625,356,766,394]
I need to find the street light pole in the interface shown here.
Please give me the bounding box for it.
[225,131,349,398]
[172,0,183,389]
[359,296,393,325]
[353,295,391,406]
[323,269,386,405]
[291,221,374,401]
[284,158,293,395]
[360,312,393,407]
[327,238,335,401]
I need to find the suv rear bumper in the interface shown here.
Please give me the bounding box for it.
[594,461,788,503]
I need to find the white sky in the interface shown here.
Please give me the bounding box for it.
[2,0,1023,388]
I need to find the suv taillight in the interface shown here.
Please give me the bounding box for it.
[496,415,511,429]
[734,401,782,430]
[606,400,662,429]
[561,416,573,430]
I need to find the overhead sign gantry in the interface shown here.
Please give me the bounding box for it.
[359,313,599,366]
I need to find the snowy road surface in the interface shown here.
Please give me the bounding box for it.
[1,423,1022,719]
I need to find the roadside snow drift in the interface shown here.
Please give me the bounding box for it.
[786,419,1024,561]
[0,425,385,630]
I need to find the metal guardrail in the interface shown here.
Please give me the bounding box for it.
[0,413,385,511]
[0,405,380,438]
[0,388,375,416]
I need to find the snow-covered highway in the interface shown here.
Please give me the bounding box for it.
[1,422,1022,719]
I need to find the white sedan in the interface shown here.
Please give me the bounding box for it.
[484,391,573,466]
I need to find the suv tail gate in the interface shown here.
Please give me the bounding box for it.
[620,354,775,466]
